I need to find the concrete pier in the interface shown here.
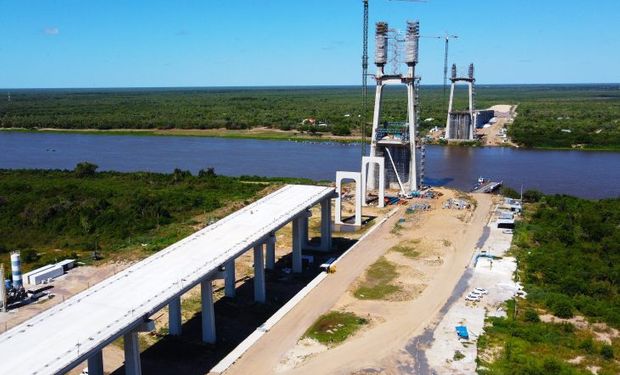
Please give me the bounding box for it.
[87,350,104,375]
[266,233,276,270]
[224,259,236,298]
[201,280,216,344]
[123,331,142,375]
[253,244,266,303]
[320,199,332,251]
[292,217,303,273]
[168,296,182,336]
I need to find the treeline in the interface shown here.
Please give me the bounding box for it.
[478,193,620,374]
[0,85,618,148]
[0,165,302,269]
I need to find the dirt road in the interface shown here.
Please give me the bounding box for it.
[225,193,492,374]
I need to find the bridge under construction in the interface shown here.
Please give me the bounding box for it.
[0,185,335,375]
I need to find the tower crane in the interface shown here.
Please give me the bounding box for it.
[421,33,458,102]
[360,0,426,157]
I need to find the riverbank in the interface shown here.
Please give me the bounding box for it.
[0,127,363,144]
[3,127,619,151]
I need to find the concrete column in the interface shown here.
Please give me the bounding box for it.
[320,199,332,252]
[292,218,303,273]
[87,350,104,375]
[266,233,276,270]
[446,82,456,139]
[301,215,309,248]
[123,331,142,375]
[368,83,385,190]
[168,296,182,336]
[253,244,266,303]
[224,259,236,298]
[201,280,216,344]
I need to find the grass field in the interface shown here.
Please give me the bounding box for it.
[353,256,401,300]
[304,311,368,345]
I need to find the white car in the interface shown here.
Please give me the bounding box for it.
[465,294,480,302]
[474,288,489,295]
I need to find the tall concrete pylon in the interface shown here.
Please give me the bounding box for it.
[445,63,476,140]
[367,20,421,193]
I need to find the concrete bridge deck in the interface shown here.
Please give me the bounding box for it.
[0,184,334,375]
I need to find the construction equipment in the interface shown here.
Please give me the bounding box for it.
[422,33,458,102]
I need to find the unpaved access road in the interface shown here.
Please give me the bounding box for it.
[224,193,492,375]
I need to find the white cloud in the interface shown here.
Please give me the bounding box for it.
[44,27,59,35]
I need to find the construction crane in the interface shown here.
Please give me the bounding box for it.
[422,33,458,103]
[360,0,426,157]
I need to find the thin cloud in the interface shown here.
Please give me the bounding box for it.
[44,27,59,35]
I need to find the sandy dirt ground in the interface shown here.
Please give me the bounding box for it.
[423,205,519,374]
[225,190,493,375]
[0,262,131,334]
[476,105,518,147]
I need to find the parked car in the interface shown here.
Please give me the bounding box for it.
[474,288,489,295]
[502,229,514,234]
[465,294,480,302]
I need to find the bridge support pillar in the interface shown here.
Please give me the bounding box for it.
[266,233,276,270]
[292,217,303,273]
[224,259,236,298]
[301,213,310,248]
[123,331,142,375]
[87,350,104,375]
[168,296,182,336]
[201,280,216,344]
[319,199,332,251]
[254,243,266,303]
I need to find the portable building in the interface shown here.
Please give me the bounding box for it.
[23,264,55,285]
[29,265,64,285]
[56,259,76,271]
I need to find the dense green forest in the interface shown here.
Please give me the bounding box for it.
[0,165,306,271]
[0,85,618,149]
[478,194,620,374]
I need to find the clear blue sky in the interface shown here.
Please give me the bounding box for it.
[1,0,619,88]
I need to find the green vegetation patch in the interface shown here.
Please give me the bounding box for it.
[478,302,620,375]
[390,240,420,259]
[477,193,620,374]
[354,257,401,300]
[0,165,309,271]
[304,311,368,345]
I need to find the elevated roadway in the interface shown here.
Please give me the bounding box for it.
[0,184,334,375]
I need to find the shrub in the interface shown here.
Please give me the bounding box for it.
[553,299,574,319]
[74,162,98,177]
[601,344,614,360]
[524,309,540,323]
[331,125,351,136]
[523,189,543,203]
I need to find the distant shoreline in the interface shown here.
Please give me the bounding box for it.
[1,128,619,152]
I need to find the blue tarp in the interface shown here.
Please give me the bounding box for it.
[455,325,469,339]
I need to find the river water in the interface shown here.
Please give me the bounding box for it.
[0,132,618,199]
